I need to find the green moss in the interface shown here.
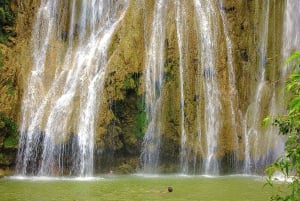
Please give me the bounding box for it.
[123,76,135,89]
[5,87,15,95]
[1,78,16,95]
[0,152,10,165]
[135,97,146,137]
[3,135,17,148]
[123,73,140,91]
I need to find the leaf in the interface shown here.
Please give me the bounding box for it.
[289,72,300,81]
[289,97,300,115]
[267,50,300,201]
[285,51,300,66]
[263,116,271,127]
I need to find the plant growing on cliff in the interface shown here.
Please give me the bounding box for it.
[0,0,15,43]
[265,50,300,201]
[0,112,18,148]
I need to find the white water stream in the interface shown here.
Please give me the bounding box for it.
[141,0,168,173]
[194,1,221,175]
[16,0,129,176]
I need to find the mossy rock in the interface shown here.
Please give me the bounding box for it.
[0,168,14,177]
[114,158,139,174]
[0,153,10,165]
[0,113,18,148]
[3,135,17,148]
[117,163,135,174]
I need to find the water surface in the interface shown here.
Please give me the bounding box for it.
[0,175,278,201]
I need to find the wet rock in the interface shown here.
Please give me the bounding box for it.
[220,6,236,13]
[240,49,249,62]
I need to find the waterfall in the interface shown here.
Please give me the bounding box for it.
[219,0,241,172]
[244,0,271,174]
[140,0,168,174]
[16,0,129,176]
[176,0,189,174]
[282,0,300,70]
[263,0,300,173]
[243,0,300,174]
[194,1,221,175]
[12,0,293,177]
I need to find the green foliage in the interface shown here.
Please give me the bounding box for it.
[123,73,140,91]
[5,86,15,95]
[0,77,16,95]
[135,97,146,137]
[284,51,300,70]
[266,51,300,201]
[121,74,145,138]
[0,113,18,148]
[0,0,15,43]
[4,135,18,148]
[0,49,3,68]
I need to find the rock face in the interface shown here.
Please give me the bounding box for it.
[0,0,288,174]
[0,0,40,170]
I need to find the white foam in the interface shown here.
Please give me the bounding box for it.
[8,175,104,182]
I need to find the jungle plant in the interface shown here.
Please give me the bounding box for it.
[0,0,15,43]
[265,50,300,201]
[0,112,18,148]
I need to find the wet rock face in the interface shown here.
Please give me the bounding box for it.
[101,0,285,173]
[0,0,40,170]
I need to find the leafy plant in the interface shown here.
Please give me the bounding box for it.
[0,0,15,43]
[0,113,18,148]
[265,50,300,201]
[0,0,15,27]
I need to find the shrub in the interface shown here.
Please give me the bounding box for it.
[265,51,300,201]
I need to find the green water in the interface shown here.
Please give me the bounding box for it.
[0,175,278,201]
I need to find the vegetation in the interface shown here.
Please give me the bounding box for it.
[266,51,300,201]
[0,0,15,43]
[0,112,18,148]
[135,96,146,138]
[0,49,3,68]
[0,1,16,94]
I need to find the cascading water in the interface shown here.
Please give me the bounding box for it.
[176,0,189,175]
[282,0,300,72]
[219,1,241,171]
[263,0,300,173]
[244,0,271,173]
[12,0,293,177]
[193,1,221,175]
[140,0,168,174]
[16,0,129,176]
[243,0,299,174]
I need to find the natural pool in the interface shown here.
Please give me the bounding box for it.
[0,175,280,201]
